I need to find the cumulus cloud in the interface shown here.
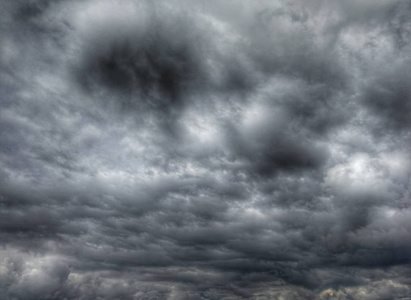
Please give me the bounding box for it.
[0,0,410,299]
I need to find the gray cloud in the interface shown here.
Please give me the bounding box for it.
[1,0,411,299]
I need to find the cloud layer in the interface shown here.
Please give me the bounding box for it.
[1,0,410,299]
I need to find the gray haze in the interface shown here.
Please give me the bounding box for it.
[0,0,411,299]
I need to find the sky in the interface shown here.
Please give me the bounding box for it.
[0,0,411,299]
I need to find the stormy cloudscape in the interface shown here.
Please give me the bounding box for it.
[1,0,411,299]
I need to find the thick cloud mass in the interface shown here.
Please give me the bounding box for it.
[1,0,411,299]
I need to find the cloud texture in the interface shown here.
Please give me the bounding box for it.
[0,0,411,299]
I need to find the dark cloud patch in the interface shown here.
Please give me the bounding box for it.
[76,20,208,113]
[73,4,256,120]
[223,103,328,178]
[13,0,55,22]
[227,126,327,177]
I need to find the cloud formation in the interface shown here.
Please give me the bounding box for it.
[0,0,410,299]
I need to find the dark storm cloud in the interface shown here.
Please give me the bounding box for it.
[72,2,256,116]
[75,15,205,110]
[224,112,328,177]
[1,0,411,299]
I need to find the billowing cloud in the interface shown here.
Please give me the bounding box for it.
[0,0,410,299]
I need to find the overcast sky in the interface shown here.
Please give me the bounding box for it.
[1,0,411,299]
